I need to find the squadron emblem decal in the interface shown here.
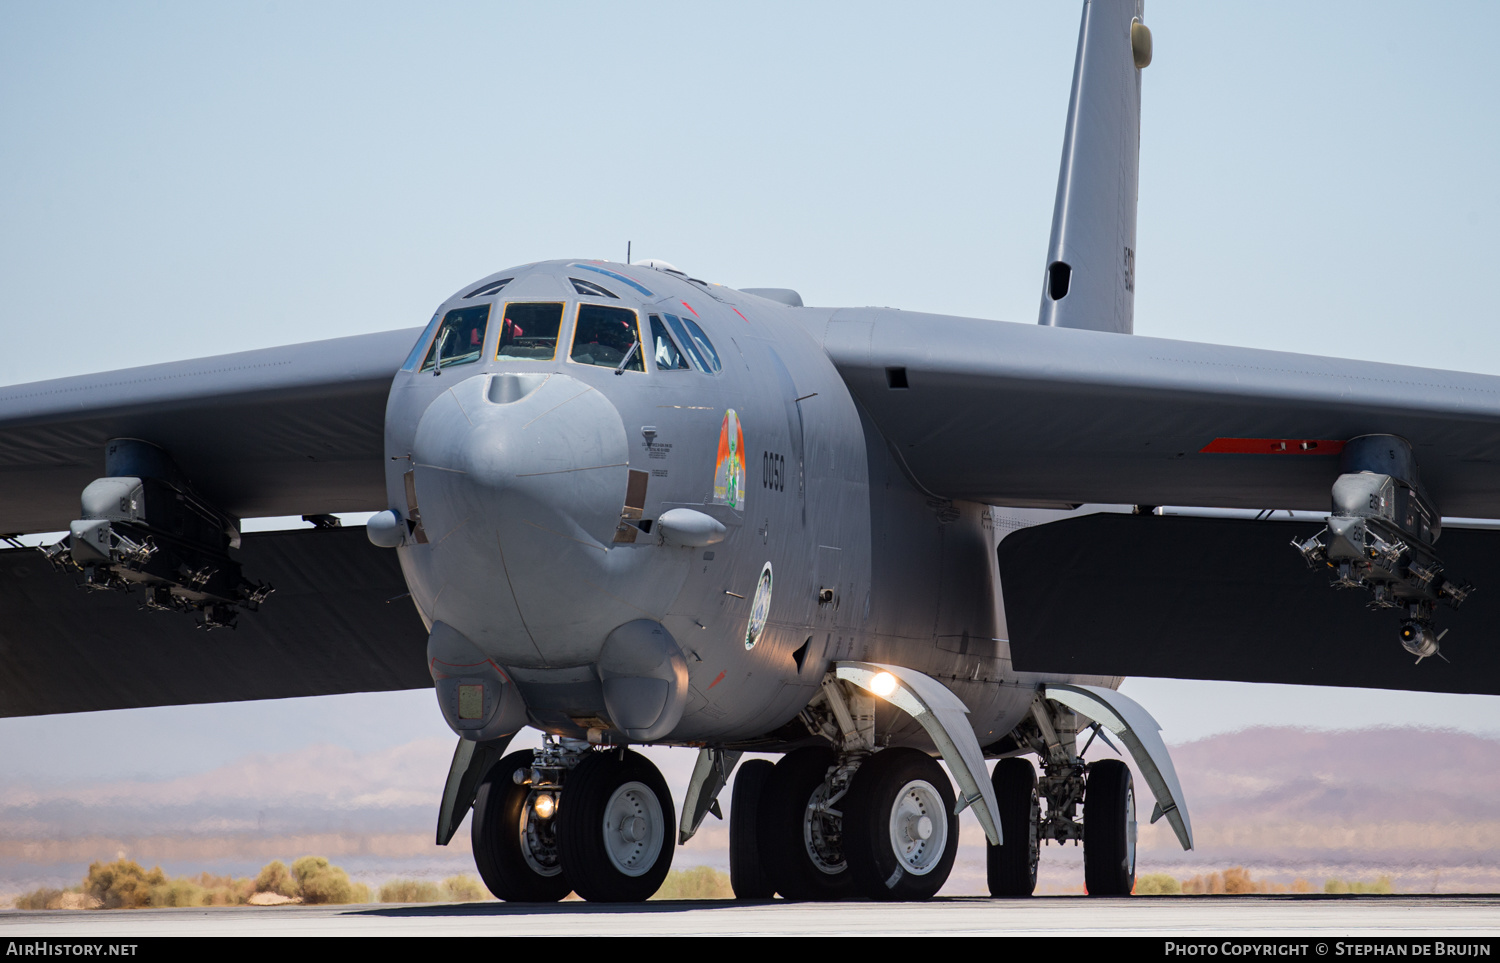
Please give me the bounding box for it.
[744,562,773,650]
[713,409,746,509]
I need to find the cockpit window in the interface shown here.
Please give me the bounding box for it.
[681,317,722,372]
[569,278,618,299]
[663,313,722,373]
[570,304,644,372]
[463,277,512,299]
[420,304,490,372]
[497,302,564,360]
[648,315,690,370]
[401,311,443,371]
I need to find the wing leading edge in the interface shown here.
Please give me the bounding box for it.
[0,327,420,534]
[820,309,1500,518]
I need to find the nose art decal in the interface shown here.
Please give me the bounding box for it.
[744,561,773,650]
[713,409,746,510]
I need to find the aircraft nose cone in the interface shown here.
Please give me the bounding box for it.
[412,371,629,549]
[408,371,631,665]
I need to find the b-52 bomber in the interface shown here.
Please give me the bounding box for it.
[4,1,1500,902]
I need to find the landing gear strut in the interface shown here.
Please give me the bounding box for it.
[471,749,571,902]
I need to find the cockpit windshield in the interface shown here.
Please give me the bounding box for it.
[662,313,721,373]
[497,302,563,360]
[420,305,491,372]
[571,304,644,372]
[649,315,691,370]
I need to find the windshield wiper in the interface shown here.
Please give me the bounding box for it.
[614,341,639,375]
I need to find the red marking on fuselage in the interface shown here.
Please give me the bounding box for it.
[732,307,749,323]
[681,301,699,317]
[1200,437,1346,455]
[707,670,727,689]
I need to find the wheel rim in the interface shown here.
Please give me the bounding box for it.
[519,790,563,878]
[886,779,948,876]
[601,780,665,877]
[802,779,847,875]
[1124,783,1137,874]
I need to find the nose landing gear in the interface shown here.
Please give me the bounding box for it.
[469,741,675,903]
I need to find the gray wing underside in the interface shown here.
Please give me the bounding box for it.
[821,309,1500,518]
[0,327,420,534]
[0,526,429,718]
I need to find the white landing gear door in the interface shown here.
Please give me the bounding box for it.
[1043,683,1195,851]
[836,661,1003,846]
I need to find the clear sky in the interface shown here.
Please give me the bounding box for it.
[2,1,1497,783]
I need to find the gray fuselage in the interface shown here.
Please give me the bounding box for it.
[383,259,1114,751]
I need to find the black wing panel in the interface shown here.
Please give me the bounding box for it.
[823,309,1500,517]
[997,513,1500,696]
[0,526,429,718]
[0,328,420,533]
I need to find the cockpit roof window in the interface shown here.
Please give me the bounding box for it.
[570,304,644,372]
[463,277,512,300]
[497,302,564,361]
[569,278,618,299]
[420,304,491,373]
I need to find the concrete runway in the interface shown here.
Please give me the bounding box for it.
[3,896,1499,937]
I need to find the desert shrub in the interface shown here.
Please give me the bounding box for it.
[1223,867,1258,894]
[1134,873,1182,895]
[441,875,486,902]
[85,859,167,909]
[1325,878,1350,894]
[253,860,299,898]
[650,866,734,900]
[147,878,204,908]
[378,879,441,903]
[14,888,65,910]
[291,856,357,905]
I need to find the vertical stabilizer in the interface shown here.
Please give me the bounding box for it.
[1038,0,1150,335]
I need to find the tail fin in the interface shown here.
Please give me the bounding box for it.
[1037,1,1151,335]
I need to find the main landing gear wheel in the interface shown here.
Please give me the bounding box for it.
[729,758,775,899]
[471,749,572,902]
[555,749,675,902]
[987,757,1041,897]
[1083,758,1136,896]
[759,747,856,901]
[843,747,960,901]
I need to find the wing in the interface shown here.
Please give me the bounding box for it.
[0,328,420,534]
[996,512,1500,696]
[0,526,428,717]
[821,309,1500,516]
[0,328,432,717]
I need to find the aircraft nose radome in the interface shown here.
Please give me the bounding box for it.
[411,372,629,550]
[407,371,633,666]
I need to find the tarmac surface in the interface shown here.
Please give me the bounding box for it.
[3,896,1499,937]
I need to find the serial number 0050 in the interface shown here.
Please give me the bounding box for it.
[762,450,786,492]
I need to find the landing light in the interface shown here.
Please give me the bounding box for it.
[533,792,556,820]
[871,671,898,698]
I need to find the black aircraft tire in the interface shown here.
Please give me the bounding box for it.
[1083,758,1137,897]
[987,757,1041,897]
[843,748,959,902]
[729,758,776,899]
[555,749,675,903]
[471,749,572,902]
[759,747,856,901]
